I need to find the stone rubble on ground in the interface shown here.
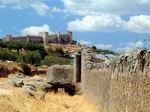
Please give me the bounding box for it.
[6,74,52,92]
[2,64,75,94]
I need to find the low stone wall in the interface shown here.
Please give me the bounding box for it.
[82,69,111,112]
[82,70,150,112]
[81,48,150,112]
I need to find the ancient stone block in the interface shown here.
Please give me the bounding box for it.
[47,65,73,84]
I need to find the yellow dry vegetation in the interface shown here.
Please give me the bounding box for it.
[0,60,36,72]
[0,88,101,112]
[45,44,80,54]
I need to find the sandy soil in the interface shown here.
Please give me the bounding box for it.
[0,87,101,112]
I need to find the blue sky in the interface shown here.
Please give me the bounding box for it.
[0,0,150,51]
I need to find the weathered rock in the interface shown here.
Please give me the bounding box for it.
[85,61,93,70]
[47,65,73,84]
[42,83,52,92]
[22,84,36,91]
[24,80,52,92]
[8,76,24,87]
[85,53,93,61]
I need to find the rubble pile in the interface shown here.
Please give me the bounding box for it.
[6,75,52,92]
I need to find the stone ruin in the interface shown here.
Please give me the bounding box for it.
[47,65,73,84]
[5,62,80,96]
[46,65,77,95]
[82,47,150,112]
[84,47,150,74]
[4,64,76,96]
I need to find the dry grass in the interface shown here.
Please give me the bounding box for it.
[82,69,150,112]
[0,74,101,112]
[0,60,36,74]
[0,87,101,112]
[45,44,79,54]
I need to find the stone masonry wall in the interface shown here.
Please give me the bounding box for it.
[81,48,150,112]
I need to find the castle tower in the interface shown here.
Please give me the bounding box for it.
[4,35,12,42]
[67,31,72,43]
[39,32,49,45]
[57,32,61,44]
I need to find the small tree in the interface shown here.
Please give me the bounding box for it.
[21,63,31,76]
[92,46,97,50]
[47,47,55,55]
[55,47,64,57]
[25,51,42,65]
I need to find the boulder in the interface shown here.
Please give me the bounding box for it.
[22,84,36,91]
[47,65,73,84]
[8,76,24,87]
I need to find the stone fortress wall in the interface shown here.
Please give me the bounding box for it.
[3,31,76,45]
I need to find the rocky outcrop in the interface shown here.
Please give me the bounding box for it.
[7,75,52,92]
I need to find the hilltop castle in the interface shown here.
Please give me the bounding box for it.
[3,31,76,45]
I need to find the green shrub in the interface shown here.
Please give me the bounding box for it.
[43,56,72,66]
[55,47,65,57]
[21,63,31,76]
[0,49,17,61]
[47,47,55,55]
[24,51,42,65]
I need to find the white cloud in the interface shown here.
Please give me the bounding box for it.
[116,47,131,51]
[127,41,144,48]
[68,14,125,32]
[21,24,53,35]
[78,40,92,46]
[50,7,67,13]
[0,0,50,15]
[95,44,113,50]
[62,0,150,33]
[31,3,50,15]
[125,15,150,33]
[116,41,144,51]
[68,14,150,33]
[62,0,150,16]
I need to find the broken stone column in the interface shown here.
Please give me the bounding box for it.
[73,51,82,83]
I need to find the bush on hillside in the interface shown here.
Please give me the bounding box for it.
[55,47,65,57]
[90,47,117,55]
[43,56,72,66]
[25,51,42,65]
[0,49,17,61]
[21,63,31,76]
[0,65,10,77]
[47,47,55,55]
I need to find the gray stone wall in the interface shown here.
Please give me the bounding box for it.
[81,48,150,112]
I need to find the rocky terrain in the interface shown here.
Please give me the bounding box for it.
[0,75,101,112]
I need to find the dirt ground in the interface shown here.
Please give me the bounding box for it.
[0,78,101,112]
